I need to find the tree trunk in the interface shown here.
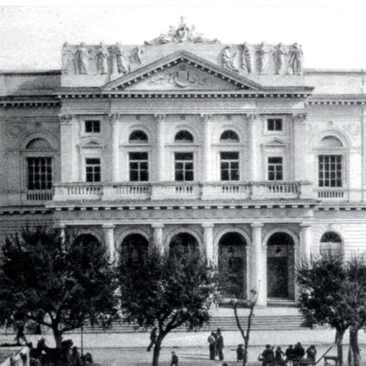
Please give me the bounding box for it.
[243,304,255,366]
[335,328,345,366]
[52,326,63,349]
[348,327,361,366]
[152,336,163,366]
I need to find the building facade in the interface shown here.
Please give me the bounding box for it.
[0,19,365,306]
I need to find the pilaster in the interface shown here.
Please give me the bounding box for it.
[300,222,313,263]
[155,114,166,182]
[152,223,165,254]
[293,113,307,181]
[59,114,73,182]
[201,114,212,182]
[108,113,120,182]
[202,223,215,267]
[247,114,258,181]
[103,223,115,263]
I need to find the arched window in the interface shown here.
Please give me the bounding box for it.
[129,130,148,143]
[25,138,54,194]
[320,232,343,259]
[318,135,345,188]
[220,130,240,143]
[174,130,194,143]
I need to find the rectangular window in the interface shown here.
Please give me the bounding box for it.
[220,152,239,181]
[129,152,149,182]
[85,120,100,133]
[318,155,343,187]
[27,157,52,190]
[267,157,283,181]
[85,158,101,182]
[267,118,283,131]
[175,152,194,181]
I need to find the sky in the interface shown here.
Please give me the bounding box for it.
[0,0,366,70]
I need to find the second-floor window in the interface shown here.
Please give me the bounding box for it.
[85,120,100,134]
[267,157,283,181]
[175,152,194,181]
[220,152,239,181]
[85,158,101,182]
[267,118,283,132]
[318,155,343,187]
[27,157,52,190]
[129,152,149,181]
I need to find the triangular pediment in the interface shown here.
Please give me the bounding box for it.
[103,51,261,92]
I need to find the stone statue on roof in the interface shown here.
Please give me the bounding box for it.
[288,43,303,75]
[222,46,239,72]
[241,42,252,73]
[114,42,129,74]
[75,43,90,74]
[96,42,109,74]
[256,42,272,74]
[274,43,288,75]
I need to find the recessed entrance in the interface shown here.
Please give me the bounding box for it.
[121,233,149,263]
[169,232,199,257]
[218,232,247,299]
[267,232,295,300]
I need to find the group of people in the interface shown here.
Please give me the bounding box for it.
[207,329,225,361]
[258,343,317,366]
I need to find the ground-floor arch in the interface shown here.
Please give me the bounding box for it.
[267,232,295,300]
[169,232,199,257]
[218,232,247,299]
[121,233,149,263]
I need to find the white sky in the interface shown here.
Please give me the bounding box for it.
[0,0,366,70]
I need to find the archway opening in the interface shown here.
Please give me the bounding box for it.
[267,232,295,300]
[218,232,247,299]
[320,231,343,259]
[169,232,199,258]
[121,233,149,264]
[73,234,102,268]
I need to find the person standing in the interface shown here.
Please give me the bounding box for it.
[216,328,224,361]
[306,345,317,363]
[294,342,305,362]
[170,351,179,366]
[259,345,275,366]
[147,326,157,352]
[207,331,216,360]
[285,345,295,366]
[275,346,286,366]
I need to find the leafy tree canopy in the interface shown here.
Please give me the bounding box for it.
[0,227,118,348]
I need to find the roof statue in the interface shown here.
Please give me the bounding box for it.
[144,17,220,45]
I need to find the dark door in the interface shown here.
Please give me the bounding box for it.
[267,256,289,298]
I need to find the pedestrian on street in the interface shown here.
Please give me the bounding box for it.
[236,344,244,362]
[216,328,224,361]
[207,331,216,360]
[258,344,275,366]
[275,346,286,366]
[170,351,179,366]
[147,326,157,352]
[285,345,296,366]
[306,345,317,363]
[294,342,305,362]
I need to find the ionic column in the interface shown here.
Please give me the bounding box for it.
[293,113,307,180]
[251,222,266,306]
[247,114,258,181]
[300,223,313,263]
[59,114,73,182]
[201,114,211,182]
[109,114,120,182]
[152,223,164,254]
[202,223,215,267]
[155,114,166,181]
[103,224,115,263]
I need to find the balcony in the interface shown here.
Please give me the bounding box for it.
[53,181,315,202]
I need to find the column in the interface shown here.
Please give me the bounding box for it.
[109,114,120,182]
[202,223,215,267]
[251,222,266,306]
[103,224,115,262]
[54,223,66,245]
[152,223,164,254]
[59,114,73,182]
[201,114,211,182]
[293,113,307,180]
[300,223,313,263]
[247,114,258,181]
[155,114,166,181]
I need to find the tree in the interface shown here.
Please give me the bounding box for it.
[231,290,257,366]
[117,245,218,366]
[297,257,350,366]
[0,226,118,350]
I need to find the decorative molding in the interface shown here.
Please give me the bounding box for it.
[154,114,166,122]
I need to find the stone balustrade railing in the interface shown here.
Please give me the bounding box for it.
[53,181,315,202]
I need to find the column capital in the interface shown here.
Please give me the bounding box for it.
[154,114,166,122]
[108,113,120,124]
[251,222,264,228]
[293,112,307,123]
[300,222,312,228]
[54,223,66,229]
[102,223,115,230]
[202,222,214,229]
[151,223,164,229]
[59,114,73,125]
[200,113,212,122]
[246,113,258,122]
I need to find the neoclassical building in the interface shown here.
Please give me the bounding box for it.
[0,19,365,306]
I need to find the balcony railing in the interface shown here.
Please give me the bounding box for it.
[53,181,315,202]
